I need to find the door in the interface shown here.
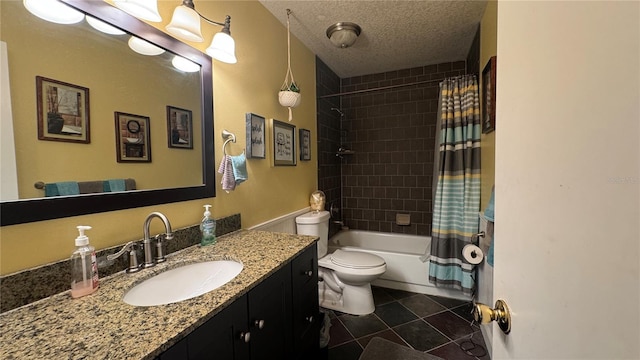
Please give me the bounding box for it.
[492,1,639,358]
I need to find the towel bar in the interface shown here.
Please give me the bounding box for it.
[221,130,237,155]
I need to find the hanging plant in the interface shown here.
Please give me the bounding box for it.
[279,9,301,121]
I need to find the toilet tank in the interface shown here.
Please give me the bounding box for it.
[295,211,330,258]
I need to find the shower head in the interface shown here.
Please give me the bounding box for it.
[331,107,344,117]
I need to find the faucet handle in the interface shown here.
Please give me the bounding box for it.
[107,241,141,273]
[154,234,166,263]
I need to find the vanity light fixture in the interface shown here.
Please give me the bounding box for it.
[165,0,237,64]
[326,22,362,48]
[113,0,162,23]
[23,0,84,25]
[171,56,200,72]
[86,16,126,35]
[128,36,165,56]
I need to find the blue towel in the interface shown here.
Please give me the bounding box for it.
[230,152,248,185]
[104,179,126,192]
[484,187,495,222]
[45,181,79,197]
[484,186,495,266]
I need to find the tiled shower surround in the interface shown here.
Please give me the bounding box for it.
[316,59,466,236]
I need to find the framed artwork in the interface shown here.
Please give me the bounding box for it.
[272,119,296,166]
[482,56,497,134]
[166,106,193,149]
[299,128,311,161]
[114,112,151,163]
[36,76,90,143]
[245,113,265,159]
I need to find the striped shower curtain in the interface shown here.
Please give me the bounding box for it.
[428,75,481,295]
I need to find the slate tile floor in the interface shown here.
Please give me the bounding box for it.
[324,286,491,360]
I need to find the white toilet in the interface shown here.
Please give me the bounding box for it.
[296,211,386,315]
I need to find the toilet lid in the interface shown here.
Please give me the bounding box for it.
[330,249,385,269]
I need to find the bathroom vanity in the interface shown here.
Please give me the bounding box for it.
[159,244,319,360]
[0,230,319,359]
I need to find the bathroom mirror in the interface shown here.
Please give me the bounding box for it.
[0,0,215,226]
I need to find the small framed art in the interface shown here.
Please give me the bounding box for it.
[299,128,311,161]
[36,76,90,143]
[115,112,151,163]
[273,119,296,166]
[167,106,193,149]
[482,56,496,134]
[245,113,266,159]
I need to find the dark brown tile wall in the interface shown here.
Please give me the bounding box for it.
[339,62,466,235]
[316,57,343,238]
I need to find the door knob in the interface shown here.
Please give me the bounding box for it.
[473,299,512,334]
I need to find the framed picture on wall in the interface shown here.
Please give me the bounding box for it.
[273,119,296,166]
[299,128,311,161]
[166,106,193,149]
[245,113,266,159]
[115,112,151,163]
[482,56,496,134]
[36,76,90,143]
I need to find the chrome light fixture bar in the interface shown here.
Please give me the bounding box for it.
[166,0,237,64]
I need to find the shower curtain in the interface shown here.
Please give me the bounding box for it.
[428,75,481,295]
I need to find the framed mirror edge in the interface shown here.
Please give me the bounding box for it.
[1,0,216,227]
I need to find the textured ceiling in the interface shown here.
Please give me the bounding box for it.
[259,0,488,78]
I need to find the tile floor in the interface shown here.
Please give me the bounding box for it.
[324,286,491,360]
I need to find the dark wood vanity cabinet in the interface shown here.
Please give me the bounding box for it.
[158,244,319,360]
[291,245,320,359]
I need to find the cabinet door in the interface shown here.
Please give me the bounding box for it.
[158,337,188,360]
[188,295,250,360]
[291,244,320,359]
[247,264,293,360]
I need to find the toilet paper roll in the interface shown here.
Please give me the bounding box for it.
[462,244,484,265]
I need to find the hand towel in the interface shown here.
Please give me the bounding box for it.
[45,181,80,197]
[103,179,126,192]
[217,155,236,192]
[230,152,248,185]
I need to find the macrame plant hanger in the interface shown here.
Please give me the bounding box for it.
[278,9,301,121]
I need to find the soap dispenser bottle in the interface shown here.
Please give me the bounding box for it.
[200,204,216,246]
[70,225,99,298]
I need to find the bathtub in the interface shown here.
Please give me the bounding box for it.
[328,230,471,301]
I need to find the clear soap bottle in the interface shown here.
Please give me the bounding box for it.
[200,204,216,246]
[70,225,99,298]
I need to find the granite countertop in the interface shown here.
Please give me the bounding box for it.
[0,230,317,360]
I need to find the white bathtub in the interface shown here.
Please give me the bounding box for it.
[328,230,470,301]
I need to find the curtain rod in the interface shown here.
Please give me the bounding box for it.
[317,77,445,99]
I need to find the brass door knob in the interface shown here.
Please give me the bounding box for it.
[473,299,512,334]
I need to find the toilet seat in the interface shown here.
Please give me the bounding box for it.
[329,249,385,269]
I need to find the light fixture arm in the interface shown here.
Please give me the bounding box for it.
[179,0,231,35]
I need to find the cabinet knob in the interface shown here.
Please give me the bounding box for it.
[305,316,314,323]
[254,319,265,329]
[239,331,251,343]
[305,270,313,277]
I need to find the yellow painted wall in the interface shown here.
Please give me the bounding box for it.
[0,1,317,275]
[1,1,202,198]
[480,0,497,209]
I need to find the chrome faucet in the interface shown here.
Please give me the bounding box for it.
[142,212,173,267]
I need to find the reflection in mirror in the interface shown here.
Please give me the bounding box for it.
[0,0,215,226]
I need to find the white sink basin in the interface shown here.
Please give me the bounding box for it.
[123,260,243,306]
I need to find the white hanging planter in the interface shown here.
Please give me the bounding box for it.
[279,9,300,121]
[278,90,301,108]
